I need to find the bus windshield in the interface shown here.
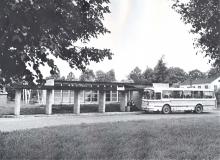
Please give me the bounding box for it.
[143,89,161,100]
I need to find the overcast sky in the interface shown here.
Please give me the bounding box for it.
[42,0,212,80]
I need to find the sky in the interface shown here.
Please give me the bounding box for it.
[42,0,212,80]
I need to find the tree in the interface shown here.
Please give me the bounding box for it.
[207,67,220,78]
[95,70,106,82]
[66,72,76,81]
[166,67,188,84]
[142,67,154,84]
[95,69,116,82]
[79,69,95,81]
[172,0,220,68]
[188,69,206,80]
[153,57,168,83]
[128,67,143,83]
[48,70,61,80]
[0,0,112,84]
[105,69,116,82]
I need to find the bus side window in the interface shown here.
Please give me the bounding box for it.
[162,90,170,99]
[203,91,213,98]
[155,92,161,100]
[183,91,192,98]
[172,91,183,98]
[193,91,203,98]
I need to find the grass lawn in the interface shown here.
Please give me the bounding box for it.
[0,116,220,160]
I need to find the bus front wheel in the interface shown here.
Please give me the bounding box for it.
[194,104,203,114]
[162,105,171,114]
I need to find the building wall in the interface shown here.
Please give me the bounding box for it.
[180,77,220,91]
[211,77,220,91]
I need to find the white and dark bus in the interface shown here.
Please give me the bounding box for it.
[142,87,217,114]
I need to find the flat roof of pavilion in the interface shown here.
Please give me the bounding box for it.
[14,80,151,91]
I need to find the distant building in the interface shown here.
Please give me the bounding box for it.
[180,75,220,91]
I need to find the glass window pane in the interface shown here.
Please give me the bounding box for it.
[193,91,203,98]
[171,91,183,98]
[111,91,117,101]
[85,91,92,102]
[92,91,98,101]
[203,91,213,98]
[155,92,161,100]
[106,91,110,101]
[183,91,193,98]
[162,90,172,99]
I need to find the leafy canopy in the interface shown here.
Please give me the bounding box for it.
[95,69,116,82]
[79,69,95,81]
[172,0,220,68]
[0,0,112,84]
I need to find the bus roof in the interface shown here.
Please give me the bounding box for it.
[144,87,214,92]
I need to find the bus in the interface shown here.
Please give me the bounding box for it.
[142,87,217,114]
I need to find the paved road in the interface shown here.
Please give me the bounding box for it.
[0,111,219,132]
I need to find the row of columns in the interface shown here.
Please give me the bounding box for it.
[14,89,128,116]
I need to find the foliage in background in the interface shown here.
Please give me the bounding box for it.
[172,0,220,68]
[0,0,112,84]
[66,72,76,81]
[127,67,144,83]
[95,69,116,82]
[207,67,220,78]
[127,56,219,85]
[142,67,154,84]
[188,69,206,81]
[153,57,169,83]
[166,67,188,84]
[79,69,95,81]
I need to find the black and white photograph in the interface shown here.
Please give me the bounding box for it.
[0,0,219,159]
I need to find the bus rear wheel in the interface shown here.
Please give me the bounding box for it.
[194,104,203,114]
[162,105,171,114]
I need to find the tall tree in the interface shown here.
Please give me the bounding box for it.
[153,57,168,83]
[188,69,206,80]
[0,0,112,84]
[95,70,106,82]
[95,69,116,82]
[172,0,220,68]
[128,67,143,83]
[142,67,154,84]
[79,69,95,81]
[207,67,220,78]
[105,69,116,82]
[66,72,76,81]
[166,67,188,84]
[48,70,61,80]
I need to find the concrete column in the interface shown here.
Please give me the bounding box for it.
[120,91,128,112]
[99,90,106,113]
[14,89,21,116]
[46,89,54,115]
[42,90,47,105]
[74,89,80,114]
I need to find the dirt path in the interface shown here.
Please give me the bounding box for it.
[0,111,219,132]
